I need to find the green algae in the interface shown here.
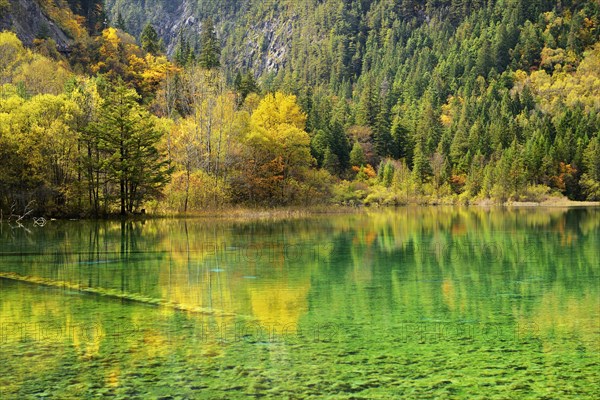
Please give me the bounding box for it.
[0,207,598,398]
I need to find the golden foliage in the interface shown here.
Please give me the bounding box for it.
[38,0,88,41]
[521,43,600,114]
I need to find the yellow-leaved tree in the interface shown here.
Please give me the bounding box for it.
[0,31,71,95]
[241,92,314,205]
[520,43,600,114]
[0,88,81,213]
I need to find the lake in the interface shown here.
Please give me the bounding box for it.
[0,207,598,399]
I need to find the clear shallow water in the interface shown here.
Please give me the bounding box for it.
[0,207,598,399]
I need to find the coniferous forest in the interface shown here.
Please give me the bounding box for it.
[1,0,600,216]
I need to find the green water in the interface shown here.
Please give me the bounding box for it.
[0,207,598,399]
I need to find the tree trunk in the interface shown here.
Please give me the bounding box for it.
[120,178,126,215]
[184,166,190,213]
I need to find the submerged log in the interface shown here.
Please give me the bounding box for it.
[0,271,237,317]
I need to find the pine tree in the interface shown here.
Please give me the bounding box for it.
[583,135,600,181]
[80,0,106,34]
[236,71,259,101]
[400,0,418,19]
[580,135,600,200]
[311,129,331,167]
[234,71,242,92]
[449,0,466,25]
[412,141,431,184]
[330,121,350,171]
[115,12,127,32]
[174,35,193,67]
[382,160,395,187]
[322,148,340,175]
[349,141,366,167]
[140,23,160,55]
[374,98,392,158]
[493,23,511,71]
[390,115,409,160]
[199,17,221,69]
[355,77,378,127]
[513,21,543,70]
[91,82,171,215]
[475,39,492,77]
[418,96,442,155]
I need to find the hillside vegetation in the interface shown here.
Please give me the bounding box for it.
[1,0,600,216]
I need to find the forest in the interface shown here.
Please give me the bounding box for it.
[1,0,600,216]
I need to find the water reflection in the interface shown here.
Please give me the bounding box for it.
[0,207,598,397]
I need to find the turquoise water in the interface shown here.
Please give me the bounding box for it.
[0,207,598,398]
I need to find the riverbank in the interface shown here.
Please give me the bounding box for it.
[503,198,600,207]
[4,199,598,223]
[155,205,363,220]
[158,199,599,220]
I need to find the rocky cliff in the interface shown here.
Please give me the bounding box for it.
[0,0,73,48]
[1,0,296,76]
[104,0,293,76]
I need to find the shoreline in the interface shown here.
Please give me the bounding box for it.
[4,200,598,223]
[157,198,600,218]
[109,200,600,220]
[502,199,600,207]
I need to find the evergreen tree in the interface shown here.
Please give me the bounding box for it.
[418,96,442,155]
[583,135,600,181]
[355,77,378,127]
[475,39,492,77]
[140,23,160,55]
[234,71,259,103]
[322,148,341,175]
[330,121,350,171]
[449,0,467,25]
[115,12,127,32]
[381,160,395,187]
[78,0,106,34]
[174,35,194,67]
[91,82,172,215]
[412,141,431,185]
[349,141,366,167]
[493,23,511,71]
[374,89,393,158]
[311,129,331,167]
[199,17,221,69]
[512,21,543,70]
[580,135,600,200]
[390,115,409,160]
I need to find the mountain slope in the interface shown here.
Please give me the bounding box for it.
[0,0,73,47]
[105,0,292,75]
[103,0,600,202]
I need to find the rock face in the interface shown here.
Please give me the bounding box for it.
[105,0,198,55]
[104,0,292,76]
[1,0,293,76]
[0,0,72,47]
[235,17,295,76]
